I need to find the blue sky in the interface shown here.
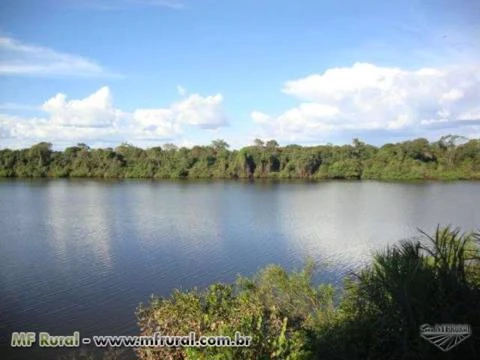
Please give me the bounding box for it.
[0,0,479,149]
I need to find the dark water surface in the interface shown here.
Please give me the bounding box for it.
[0,180,479,355]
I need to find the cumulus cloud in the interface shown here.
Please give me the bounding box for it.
[251,111,271,124]
[253,62,480,142]
[132,93,228,138]
[0,35,113,77]
[0,87,124,145]
[132,108,181,139]
[1,87,122,145]
[0,87,228,147]
[0,114,122,147]
[174,94,227,128]
[41,87,121,128]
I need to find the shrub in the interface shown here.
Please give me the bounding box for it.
[136,227,480,359]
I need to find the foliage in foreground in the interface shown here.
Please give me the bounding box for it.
[136,226,480,360]
[1,135,480,180]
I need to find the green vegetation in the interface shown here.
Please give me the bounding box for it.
[136,226,480,359]
[1,135,480,180]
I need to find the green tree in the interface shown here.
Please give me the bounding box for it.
[211,139,230,151]
[1,136,479,180]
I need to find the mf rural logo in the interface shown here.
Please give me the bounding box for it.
[420,324,471,352]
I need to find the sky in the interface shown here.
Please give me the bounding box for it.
[0,0,479,149]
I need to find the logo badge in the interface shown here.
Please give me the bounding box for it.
[420,324,471,352]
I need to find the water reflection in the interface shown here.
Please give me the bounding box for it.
[0,180,479,351]
[45,181,115,271]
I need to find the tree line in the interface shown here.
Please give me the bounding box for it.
[1,135,479,180]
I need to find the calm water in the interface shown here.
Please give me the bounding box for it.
[0,180,479,351]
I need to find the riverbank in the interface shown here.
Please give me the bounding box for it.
[1,136,479,180]
[136,226,480,359]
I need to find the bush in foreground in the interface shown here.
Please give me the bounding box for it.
[314,226,480,359]
[136,227,480,360]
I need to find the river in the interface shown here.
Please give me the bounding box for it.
[0,180,479,355]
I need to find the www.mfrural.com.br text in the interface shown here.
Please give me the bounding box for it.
[10,331,252,348]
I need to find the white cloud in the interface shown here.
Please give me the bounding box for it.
[0,113,122,147]
[0,87,228,147]
[132,108,181,139]
[0,87,124,144]
[251,111,271,124]
[253,62,480,142]
[174,94,227,128]
[41,86,121,128]
[0,35,113,77]
[132,93,228,139]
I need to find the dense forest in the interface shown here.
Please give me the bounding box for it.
[1,135,479,180]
